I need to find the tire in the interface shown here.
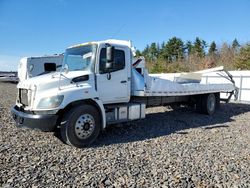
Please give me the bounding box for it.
[60,105,101,148]
[203,93,216,115]
[196,93,216,115]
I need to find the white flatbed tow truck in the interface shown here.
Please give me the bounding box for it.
[11,39,238,147]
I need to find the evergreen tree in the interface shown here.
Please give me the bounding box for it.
[232,39,240,50]
[161,42,165,49]
[149,42,159,60]
[135,50,142,57]
[232,39,240,54]
[162,37,185,62]
[140,37,250,73]
[142,43,160,61]
[193,37,207,57]
[156,43,161,58]
[158,42,165,58]
[209,41,217,55]
[186,41,193,55]
[142,45,150,59]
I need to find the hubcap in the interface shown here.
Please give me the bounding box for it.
[75,114,95,139]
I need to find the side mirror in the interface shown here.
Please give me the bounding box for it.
[106,46,114,71]
[106,45,114,63]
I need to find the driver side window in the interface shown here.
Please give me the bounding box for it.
[99,48,125,74]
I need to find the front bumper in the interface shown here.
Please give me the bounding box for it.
[11,105,58,131]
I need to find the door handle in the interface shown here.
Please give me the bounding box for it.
[120,80,127,83]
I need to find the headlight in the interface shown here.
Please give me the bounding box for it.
[37,95,64,109]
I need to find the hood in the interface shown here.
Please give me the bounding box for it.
[18,71,92,91]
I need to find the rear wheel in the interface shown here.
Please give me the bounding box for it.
[196,93,217,115]
[60,105,101,148]
[205,93,216,115]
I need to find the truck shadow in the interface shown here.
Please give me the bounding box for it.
[92,103,250,147]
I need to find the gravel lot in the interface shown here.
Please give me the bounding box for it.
[0,82,249,187]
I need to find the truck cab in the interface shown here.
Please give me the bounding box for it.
[12,40,137,147]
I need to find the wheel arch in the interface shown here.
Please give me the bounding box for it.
[58,98,106,129]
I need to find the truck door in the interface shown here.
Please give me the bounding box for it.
[96,45,130,104]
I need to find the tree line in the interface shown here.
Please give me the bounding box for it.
[135,37,250,73]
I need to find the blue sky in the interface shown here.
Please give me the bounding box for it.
[0,0,250,71]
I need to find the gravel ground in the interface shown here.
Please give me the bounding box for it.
[0,82,249,188]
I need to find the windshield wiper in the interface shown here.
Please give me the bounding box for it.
[59,72,78,86]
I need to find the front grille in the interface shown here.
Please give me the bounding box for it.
[19,89,29,106]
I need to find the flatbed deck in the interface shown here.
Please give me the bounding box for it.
[131,66,236,98]
[133,82,235,97]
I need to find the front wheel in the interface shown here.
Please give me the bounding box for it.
[60,105,101,148]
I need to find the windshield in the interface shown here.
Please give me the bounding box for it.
[63,44,97,72]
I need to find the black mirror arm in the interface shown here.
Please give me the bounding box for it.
[107,72,111,80]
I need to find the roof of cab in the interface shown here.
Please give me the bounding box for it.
[67,39,132,49]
